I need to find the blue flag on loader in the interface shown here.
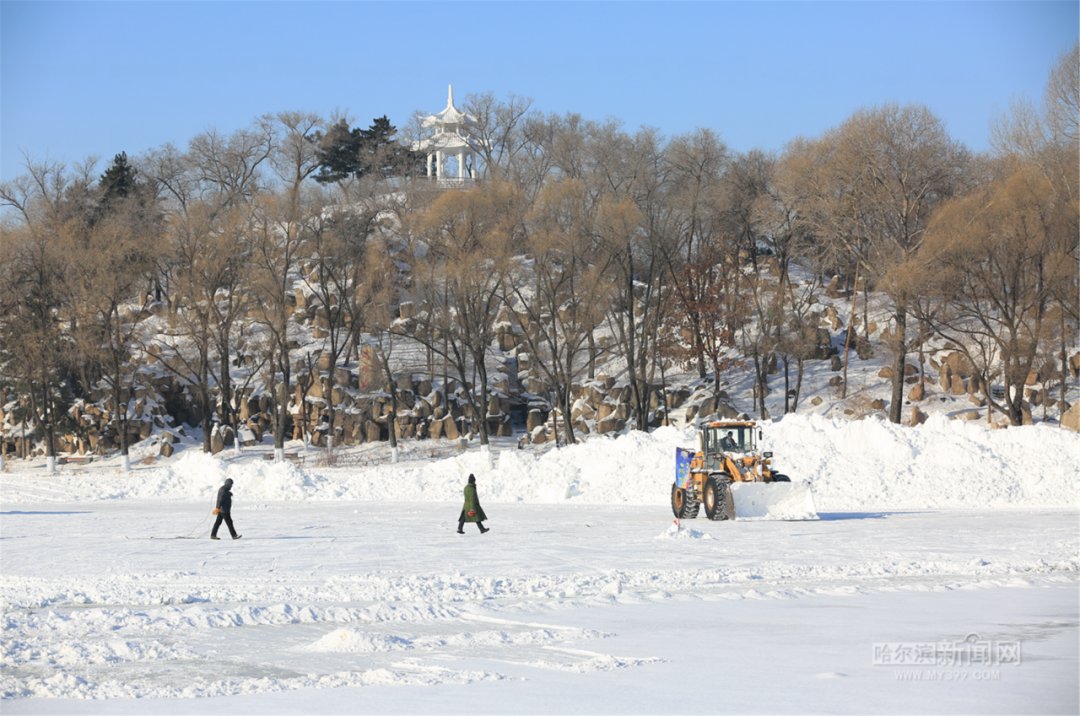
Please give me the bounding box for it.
[675,447,694,490]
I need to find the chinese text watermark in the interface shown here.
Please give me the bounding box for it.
[874,633,1021,681]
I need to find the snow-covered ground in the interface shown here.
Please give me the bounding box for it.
[2,416,1078,713]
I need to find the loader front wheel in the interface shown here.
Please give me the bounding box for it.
[671,484,686,518]
[671,484,700,519]
[703,476,729,521]
[772,473,791,483]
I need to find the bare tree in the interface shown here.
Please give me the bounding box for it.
[753,140,828,413]
[301,200,383,454]
[808,105,969,422]
[0,160,96,470]
[140,122,276,451]
[63,178,161,470]
[148,200,234,451]
[593,192,656,430]
[465,92,535,182]
[508,178,612,443]
[1045,44,1080,147]
[992,44,1080,413]
[917,158,1074,425]
[358,236,407,459]
[408,181,523,446]
[661,129,730,379]
[186,123,273,207]
[777,274,826,413]
[242,113,325,461]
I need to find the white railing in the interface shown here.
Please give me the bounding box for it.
[425,177,477,189]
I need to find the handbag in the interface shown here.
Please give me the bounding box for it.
[467,510,476,517]
[212,508,221,515]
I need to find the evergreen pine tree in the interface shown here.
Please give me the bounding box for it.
[98,152,137,203]
[312,119,364,184]
[312,116,424,183]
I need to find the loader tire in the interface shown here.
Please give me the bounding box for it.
[671,484,700,519]
[772,473,791,483]
[684,490,700,518]
[703,476,729,521]
[671,485,686,518]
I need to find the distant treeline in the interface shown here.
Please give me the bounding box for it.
[1,46,1076,464]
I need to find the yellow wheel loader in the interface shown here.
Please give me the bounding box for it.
[672,420,817,521]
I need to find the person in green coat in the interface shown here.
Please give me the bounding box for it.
[457,474,489,534]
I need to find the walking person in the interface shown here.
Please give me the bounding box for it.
[210,477,242,540]
[457,474,489,534]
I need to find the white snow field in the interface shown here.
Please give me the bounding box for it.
[1,415,1078,714]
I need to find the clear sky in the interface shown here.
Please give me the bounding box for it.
[2,1,1077,182]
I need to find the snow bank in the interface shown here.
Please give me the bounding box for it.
[98,450,335,502]
[769,414,1080,510]
[2,416,1077,510]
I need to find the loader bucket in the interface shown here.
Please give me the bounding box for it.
[729,481,818,520]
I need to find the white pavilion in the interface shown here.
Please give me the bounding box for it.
[414,85,479,183]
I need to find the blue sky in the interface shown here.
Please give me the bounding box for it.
[2,1,1077,182]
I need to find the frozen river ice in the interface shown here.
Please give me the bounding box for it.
[1,503,1076,713]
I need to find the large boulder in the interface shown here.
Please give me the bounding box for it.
[526,409,545,432]
[597,402,616,421]
[443,417,460,441]
[823,305,842,331]
[596,416,624,434]
[210,426,225,454]
[942,351,973,379]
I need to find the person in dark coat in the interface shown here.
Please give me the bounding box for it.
[720,431,737,451]
[457,474,489,534]
[210,477,241,540]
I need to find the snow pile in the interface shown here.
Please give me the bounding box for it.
[2,416,1077,510]
[768,414,1080,510]
[96,450,332,502]
[657,523,714,540]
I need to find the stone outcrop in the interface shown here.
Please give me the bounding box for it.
[1062,402,1080,433]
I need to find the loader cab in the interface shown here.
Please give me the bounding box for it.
[700,421,757,469]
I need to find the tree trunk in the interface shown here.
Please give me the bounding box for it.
[587,332,597,380]
[383,356,399,452]
[112,379,131,470]
[782,355,791,414]
[475,358,491,446]
[1061,307,1068,421]
[325,357,337,454]
[561,387,577,445]
[200,390,213,453]
[218,348,234,430]
[752,352,769,419]
[841,265,859,400]
[275,368,289,453]
[888,307,907,424]
[792,357,805,411]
